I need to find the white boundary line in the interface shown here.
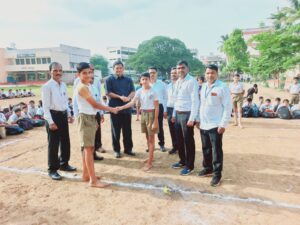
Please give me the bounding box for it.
[0,138,27,149]
[0,166,300,210]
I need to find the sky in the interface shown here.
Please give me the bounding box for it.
[0,0,290,57]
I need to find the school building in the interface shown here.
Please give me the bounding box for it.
[0,44,91,84]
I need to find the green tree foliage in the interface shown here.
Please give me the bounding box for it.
[221,29,249,74]
[127,36,205,78]
[90,55,109,76]
[250,0,300,80]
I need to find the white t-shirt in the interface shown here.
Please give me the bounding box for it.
[229,82,244,94]
[289,84,300,94]
[135,88,158,110]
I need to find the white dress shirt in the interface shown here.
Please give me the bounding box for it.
[150,80,167,112]
[172,74,200,122]
[199,80,232,130]
[167,82,176,108]
[42,79,69,124]
[229,82,244,94]
[289,84,300,94]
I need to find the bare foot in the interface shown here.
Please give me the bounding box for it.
[89,181,110,188]
[143,159,155,163]
[238,124,243,129]
[142,164,153,172]
[82,175,102,182]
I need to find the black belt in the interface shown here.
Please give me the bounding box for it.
[50,110,67,115]
[176,111,190,114]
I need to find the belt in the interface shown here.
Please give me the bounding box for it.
[50,110,67,115]
[141,109,155,113]
[176,111,190,114]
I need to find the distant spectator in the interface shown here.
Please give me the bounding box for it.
[260,99,276,118]
[102,96,109,114]
[276,99,291,119]
[7,89,15,99]
[28,89,35,97]
[242,98,259,118]
[288,77,300,104]
[36,100,44,118]
[28,100,37,118]
[22,89,28,97]
[68,97,74,116]
[257,96,264,108]
[291,104,300,119]
[272,97,281,112]
[8,108,23,125]
[246,84,258,99]
[0,108,24,136]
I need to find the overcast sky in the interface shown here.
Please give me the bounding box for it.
[0,0,289,57]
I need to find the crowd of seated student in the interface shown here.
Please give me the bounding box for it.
[0,88,35,99]
[0,100,45,139]
[241,96,300,119]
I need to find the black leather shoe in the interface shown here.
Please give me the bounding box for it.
[60,165,77,172]
[198,169,213,177]
[124,151,136,156]
[49,171,62,180]
[94,155,104,161]
[115,152,122,158]
[210,176,221,187]
[168,148,177,154]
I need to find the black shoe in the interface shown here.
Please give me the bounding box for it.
[210,176,221,187]
[60,165,77,172]
[94,155,104,161]
[48,171,62,180]
[198,169,213,177]
[160,145,166,152]
[115,152,122,158]
[168,148,177,154]
[124,151,136,156]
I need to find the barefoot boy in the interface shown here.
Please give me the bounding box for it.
[118,72,159,171]
[75,62,118,188]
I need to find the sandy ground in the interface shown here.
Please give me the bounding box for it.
[0,84,300,225]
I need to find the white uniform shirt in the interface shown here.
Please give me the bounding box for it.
[289,84,300,94]
[172,74,200,122]
[150,80,167,112]
[167,82,176,108]
[229,82,244,94]
[75,83,98,115]
[199,80,232,130]
[0,113,7,123]
[42,79,69,124]
[135,88,158,110]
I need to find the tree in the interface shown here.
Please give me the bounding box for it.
[221,29,249,74]
[127,36,205,78]
[90,55,109,76]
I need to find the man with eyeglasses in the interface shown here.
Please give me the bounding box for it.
[171,60,199,176]
[149,66,168,152]
[42,62,76,181]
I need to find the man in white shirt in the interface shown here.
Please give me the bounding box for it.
[288,77,300,104]
[171,60,200,176]
[197,64,232,187]
[166,67,179,154]
[229,73,244,128]
[149,66,168,152]
[42,62,76,181]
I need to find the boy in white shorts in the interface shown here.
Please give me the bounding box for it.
[118,72,159,171]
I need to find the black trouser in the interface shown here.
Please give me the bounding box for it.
[167,107,178,150]
[175,112,195,170]
[94,112,102,151]
[200,128,223,178]
[46,110,70,172]
[158,104,165,147]
[110,113,133,153]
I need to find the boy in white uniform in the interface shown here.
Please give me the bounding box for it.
[229,73,244,128]
[288,77,300,104]
[118,72,159,171]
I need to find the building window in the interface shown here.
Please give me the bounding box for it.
[16,59,20,65]
[37,72,47,80]
[31,58,36,64]
[27,73,36,81]
[42,58,47,64]
[47,58,51,63]
[16,73,26,82]
[37,58,41,64]
[20,59,25,65]
[26,58,31,64]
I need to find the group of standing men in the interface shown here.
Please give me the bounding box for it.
[42,60,232,187]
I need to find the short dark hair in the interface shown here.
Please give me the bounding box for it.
[29,100,35,104]
[148,66,157,71]
[140,72,150,78]
[247,98,253,102]
[293,76,299,80]
[113,60,124,68]
[49,62,62,71]
[171,67,176,71]
[259,96,264,100]
[283,99,289,103]
[265,99,271,103]
[206,64,218,73]
[197,76,205,82]
[14,108,21,113]
[275,97,281,102]
[77,62,90,73]
[253,84,258,88]
[177,60,188,67]
[234,73,240,77]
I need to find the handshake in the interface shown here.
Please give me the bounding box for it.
[110,106,124,114]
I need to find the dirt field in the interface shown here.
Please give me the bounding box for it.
[0,84,299,225]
